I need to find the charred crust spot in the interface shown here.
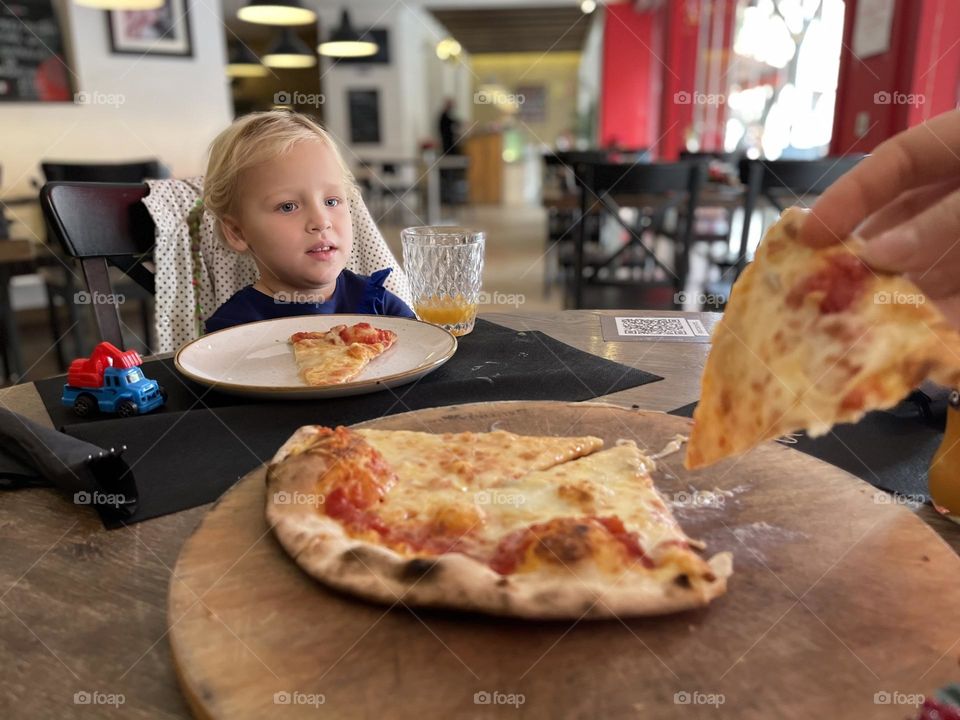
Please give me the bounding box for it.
[496,577,510,587]
[673,573,692,589]
[703,572,717,583]
[399,558,439,581]
[341,547,379,566]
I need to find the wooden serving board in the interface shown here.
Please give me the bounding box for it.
[168,401,960,719]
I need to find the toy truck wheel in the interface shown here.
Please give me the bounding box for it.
[73,393,98,417]
[116,400,138,418]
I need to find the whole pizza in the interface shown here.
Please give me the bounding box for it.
[266,425,732,619]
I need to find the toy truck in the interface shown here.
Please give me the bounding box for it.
[61,342,166,417]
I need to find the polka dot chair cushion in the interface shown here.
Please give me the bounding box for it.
[143,176,412,353]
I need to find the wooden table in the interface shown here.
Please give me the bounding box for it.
[1,310,957,719]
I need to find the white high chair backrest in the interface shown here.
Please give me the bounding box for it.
[143,176,412,353]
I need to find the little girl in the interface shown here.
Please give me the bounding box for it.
[202,111,414,332]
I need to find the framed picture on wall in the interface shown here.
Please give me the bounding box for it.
[0,0,75,101]
[107,0,193,58]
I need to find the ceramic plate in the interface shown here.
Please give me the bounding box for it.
[174,315,457,399]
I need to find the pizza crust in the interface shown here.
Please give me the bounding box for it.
[267,427,732,619]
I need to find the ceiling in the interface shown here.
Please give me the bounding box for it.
[427,5,593,54]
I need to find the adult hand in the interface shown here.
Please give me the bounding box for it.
[799,109,960,325]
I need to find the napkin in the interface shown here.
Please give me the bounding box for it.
[0,407,138,523]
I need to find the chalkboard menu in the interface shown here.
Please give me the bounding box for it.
[0,0,73,102]
[348,89,381,144]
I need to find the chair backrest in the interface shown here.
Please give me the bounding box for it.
[40,182,155,348]
[739,155,866,209]
[578,161,698,196]
[41,160,169,184]
[733,155,866,273]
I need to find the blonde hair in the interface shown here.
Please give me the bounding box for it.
[203,110,356,228]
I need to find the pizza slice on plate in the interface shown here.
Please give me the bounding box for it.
[290,322,397,387]
[686,207,960,470]
[266,426,732,619]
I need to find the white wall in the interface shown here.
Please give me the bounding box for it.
[1,0,233,200]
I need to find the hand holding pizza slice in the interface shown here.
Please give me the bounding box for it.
[686,207,960,470]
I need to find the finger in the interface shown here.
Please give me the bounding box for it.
[859,189,960,297]
[800,109,960,247]
[856,177,960,238]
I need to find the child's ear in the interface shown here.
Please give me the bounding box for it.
[219,216,249,253]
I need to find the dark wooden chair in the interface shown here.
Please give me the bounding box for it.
[734,155,866,273]
[39,162,166,362]
[571,161,702,309]
[40,182,155,351]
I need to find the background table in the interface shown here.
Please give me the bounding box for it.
[1,310,957,719]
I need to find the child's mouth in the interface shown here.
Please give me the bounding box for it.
[306,243,336,260]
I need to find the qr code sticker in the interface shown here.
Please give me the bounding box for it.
[615,317,708,337]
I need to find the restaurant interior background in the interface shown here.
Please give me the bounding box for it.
[1,0,959,386]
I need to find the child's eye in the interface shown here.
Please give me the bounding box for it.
[277,201,298,213]
[325,198,341,208]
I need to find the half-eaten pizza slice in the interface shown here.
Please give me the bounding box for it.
[686,207,960,470]
[290,322,397,387]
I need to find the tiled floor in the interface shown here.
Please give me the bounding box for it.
[3,203,562,387]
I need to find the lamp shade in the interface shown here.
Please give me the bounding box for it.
[226,43,269,78]
[318,9,378,58]
[263,28,317,68]
[237,0,316,27]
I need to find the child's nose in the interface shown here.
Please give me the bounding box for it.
[306,203,331,231]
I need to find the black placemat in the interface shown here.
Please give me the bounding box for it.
[669,388,947,502]
[37,319,663,525]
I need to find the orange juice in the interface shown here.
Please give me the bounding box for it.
[414,295,478,335]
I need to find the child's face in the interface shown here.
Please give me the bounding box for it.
[221,139,353,297]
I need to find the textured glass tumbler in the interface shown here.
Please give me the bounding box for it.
[401,226,485,336]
